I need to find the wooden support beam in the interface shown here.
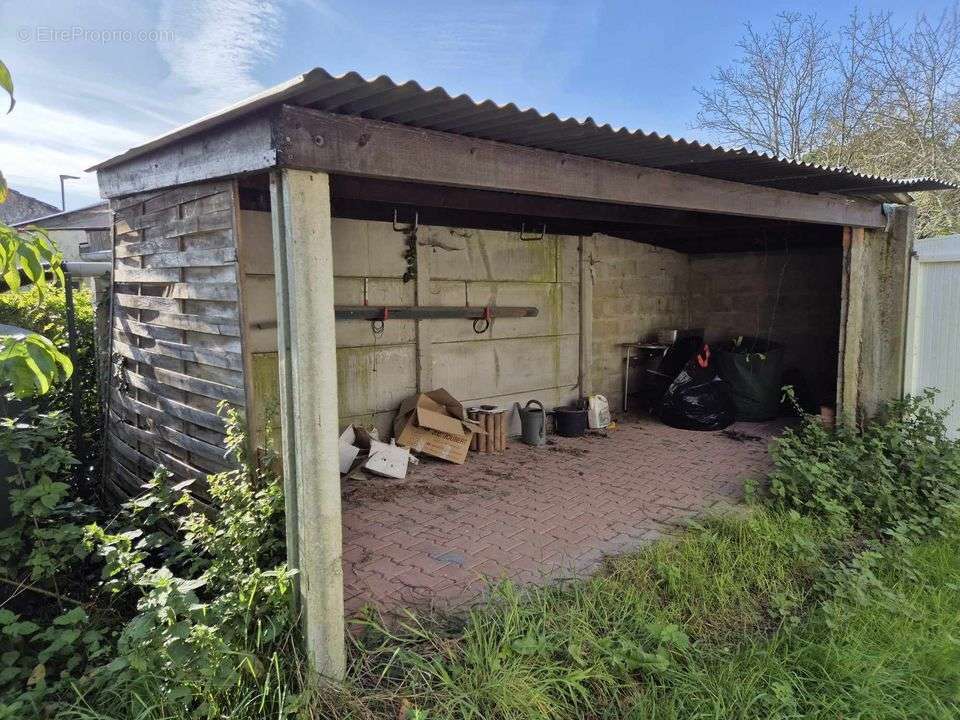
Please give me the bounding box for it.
[837,205,916,426]
[97,113,277,198]
[270,169,345,679]
[329,176,789,231]
[278,105,887,228]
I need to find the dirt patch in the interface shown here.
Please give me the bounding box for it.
[720,429,764,443]
[343,478,471,504]
[342,465,508,503]
[549,446,590,457]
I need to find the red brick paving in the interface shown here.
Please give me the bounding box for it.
[341,415,785,615]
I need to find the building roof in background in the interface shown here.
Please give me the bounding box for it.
[0,189,60,225]
[91,68,958,201]
[13,201,110,230]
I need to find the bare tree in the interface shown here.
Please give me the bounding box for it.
[694,12,834,160]
[696,5,960,235]
[862,6,960,235]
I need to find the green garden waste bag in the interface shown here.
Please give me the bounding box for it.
[715,337,784,421]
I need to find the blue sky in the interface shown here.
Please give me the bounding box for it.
[0,0,951,209]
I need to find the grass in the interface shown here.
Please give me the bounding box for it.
[322,508,960,720]
[625,521,960,719]
[58,508,960,719]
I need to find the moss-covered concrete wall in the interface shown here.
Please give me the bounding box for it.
[240,213,849,442]
[238,216,582,440]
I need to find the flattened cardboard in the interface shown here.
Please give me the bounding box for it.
[364,439,411,479]
[415,406,467,437]
[338,426,361,474]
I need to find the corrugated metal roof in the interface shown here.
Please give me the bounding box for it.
[14,201,110,230]
[91,68,957,198]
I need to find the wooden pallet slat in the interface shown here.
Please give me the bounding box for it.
[114,265,182,283]
[121,371,226,431]
[107,182,247,500]
[140,247,238,269]
[114,293,181,312]
[113,335,244,373]
[148,365,247,405]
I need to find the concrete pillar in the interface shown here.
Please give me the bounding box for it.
[270,169,345,679]
[579,235,594,397]
[838,204,915,426]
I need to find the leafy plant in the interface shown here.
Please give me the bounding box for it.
[79,405,297,718]
[0,411,108,719]
[0,286,100,479]
[768,390,960,537]
[0,58,72,399]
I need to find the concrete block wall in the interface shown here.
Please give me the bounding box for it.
[239,215,581,440]
[688,246,843,404]
[588,234,691,410]
[239,211,844,441]
[420,224,581,436]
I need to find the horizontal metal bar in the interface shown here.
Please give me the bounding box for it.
[334,304,538,320]
[248,305,539,330]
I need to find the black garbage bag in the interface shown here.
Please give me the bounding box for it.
[715,337,784,421]
[659,345,735,431]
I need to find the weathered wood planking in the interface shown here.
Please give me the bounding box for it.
[105,181,249,501]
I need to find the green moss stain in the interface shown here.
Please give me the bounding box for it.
[251,353,281,451]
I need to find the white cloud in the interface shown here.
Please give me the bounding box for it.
[1,100,146,201]
[157,0,283,110]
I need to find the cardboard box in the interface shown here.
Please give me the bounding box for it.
[393,388,482,464]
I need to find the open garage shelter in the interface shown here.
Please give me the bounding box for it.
[90,68,955,679]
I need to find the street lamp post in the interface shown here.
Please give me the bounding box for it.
[59,174,79,211]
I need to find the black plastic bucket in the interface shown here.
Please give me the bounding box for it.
[552,406,588,437]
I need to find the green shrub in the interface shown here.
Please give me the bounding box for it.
[0,411,109,720]
[0,406,296,719]
[768,391,960,538]
[0,286,101,484]
[75,405,296,719]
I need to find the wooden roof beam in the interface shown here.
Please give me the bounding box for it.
[277,106,885,228]
[97,103,887,229]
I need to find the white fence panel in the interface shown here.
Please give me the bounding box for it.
[905,234,960,438]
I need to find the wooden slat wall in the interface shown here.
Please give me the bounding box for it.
[106,180,246,500]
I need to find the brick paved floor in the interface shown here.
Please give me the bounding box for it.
[341,414,787,616]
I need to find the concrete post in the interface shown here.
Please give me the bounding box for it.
[270,169,345,679]
[578,236,594,397]
[838,204,915,426]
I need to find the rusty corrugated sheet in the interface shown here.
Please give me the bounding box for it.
[91,68,956,199]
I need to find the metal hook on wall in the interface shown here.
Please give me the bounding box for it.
[392,209,419,233]
[371,306,388,336]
